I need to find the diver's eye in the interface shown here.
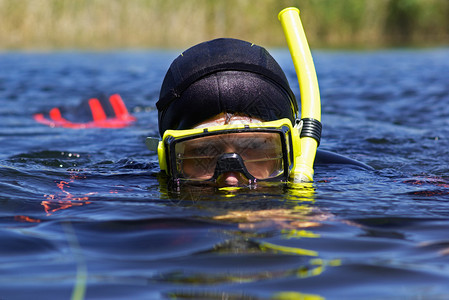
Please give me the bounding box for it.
[184,144,222,157]
[246,138,269,150]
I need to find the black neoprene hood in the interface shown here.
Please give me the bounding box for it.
[157,38,298,136]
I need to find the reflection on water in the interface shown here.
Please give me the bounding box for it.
[42,171,92,215]
[154,178,339,299]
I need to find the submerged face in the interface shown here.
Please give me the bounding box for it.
[148,115,297,188]
[177,131,284,186]
[183,114,283,186]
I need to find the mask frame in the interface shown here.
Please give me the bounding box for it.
[146,118,302,182]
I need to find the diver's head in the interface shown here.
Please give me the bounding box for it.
[156,38,299,186]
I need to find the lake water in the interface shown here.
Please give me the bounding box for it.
[1,47,449,299]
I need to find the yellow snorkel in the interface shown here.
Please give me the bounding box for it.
[278,7,322,182]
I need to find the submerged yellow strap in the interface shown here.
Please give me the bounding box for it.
[63,222,87,300]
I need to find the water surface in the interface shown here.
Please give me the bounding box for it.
[1,48,449,299]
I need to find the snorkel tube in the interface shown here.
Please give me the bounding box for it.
[278,7,322,182]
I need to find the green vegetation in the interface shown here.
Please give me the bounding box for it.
[1,0,448,50]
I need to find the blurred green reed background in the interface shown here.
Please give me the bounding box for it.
[1,0,448,50]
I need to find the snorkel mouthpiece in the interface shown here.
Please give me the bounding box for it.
[278,7,322,182]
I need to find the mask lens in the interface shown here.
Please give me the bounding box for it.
[174,132,284,180]
[175,139,219,180]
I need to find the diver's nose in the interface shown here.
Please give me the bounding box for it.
[217,172,248,186]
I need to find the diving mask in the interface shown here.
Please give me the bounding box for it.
[146,118,302,182]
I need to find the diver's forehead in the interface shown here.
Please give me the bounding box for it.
[194,115,263,129]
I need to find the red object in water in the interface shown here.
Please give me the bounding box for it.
[34,94,136,128]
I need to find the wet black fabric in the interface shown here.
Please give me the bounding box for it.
[157,38,298,136]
